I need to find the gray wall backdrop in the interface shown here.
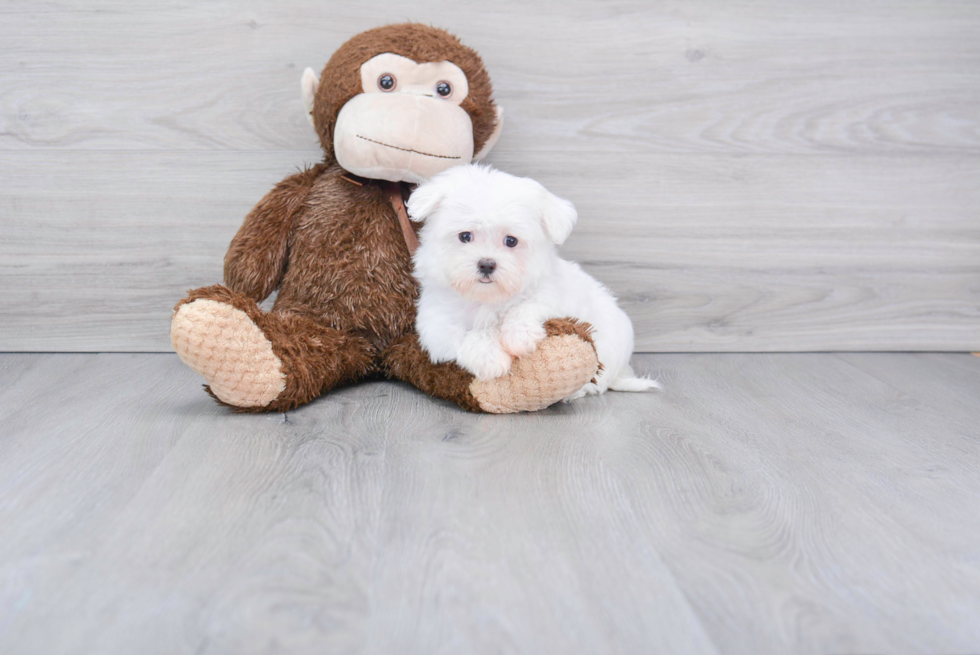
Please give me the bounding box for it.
[2,0,978,352]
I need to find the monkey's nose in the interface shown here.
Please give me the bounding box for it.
[478,259,496,276]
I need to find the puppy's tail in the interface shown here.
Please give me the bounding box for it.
[608,365,662,393]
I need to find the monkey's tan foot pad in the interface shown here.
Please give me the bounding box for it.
[470,329,599,414]
[171,299,286,408]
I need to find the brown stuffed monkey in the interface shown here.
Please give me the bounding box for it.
[170,23,599,413]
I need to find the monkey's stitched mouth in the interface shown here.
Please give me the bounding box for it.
[356,135,461,160]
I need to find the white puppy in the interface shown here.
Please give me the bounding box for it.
[407,164,659,400]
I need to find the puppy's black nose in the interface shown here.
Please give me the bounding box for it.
[478,259,496,276]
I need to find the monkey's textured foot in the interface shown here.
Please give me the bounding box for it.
[469,318,599,414]
[171,287,286,409]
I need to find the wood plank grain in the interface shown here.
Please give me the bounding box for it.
[1,150,977,351]
[1,1,977,155]
[2,352,979,653]
[1,0,978,351]
[361,387,719,655]
[0,150,309,351]
[590,352,980,654]
[0,353,388,654]
[0,353,717,654]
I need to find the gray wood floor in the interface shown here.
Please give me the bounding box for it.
[1,352,978,654]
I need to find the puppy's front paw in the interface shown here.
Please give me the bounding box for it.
[500,321,547,358]
[457,333,513,381]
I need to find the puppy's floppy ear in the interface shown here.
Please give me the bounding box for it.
[539,186,578,246]
[407,176,449,223]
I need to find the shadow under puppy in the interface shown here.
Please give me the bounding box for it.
[408,164,660,401]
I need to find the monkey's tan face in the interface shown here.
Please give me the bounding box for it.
[334,54,476,184]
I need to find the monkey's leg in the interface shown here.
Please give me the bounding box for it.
[170,285,373,412]
[383,318,600,413]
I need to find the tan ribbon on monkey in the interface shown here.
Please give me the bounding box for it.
[341,174,419,256]
[385,182,420,256]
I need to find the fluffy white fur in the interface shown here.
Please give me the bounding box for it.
[408,164,660,400]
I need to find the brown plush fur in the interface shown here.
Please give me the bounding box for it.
[224,164,328,300]
[382,332,484,412]
[175,284,375,413]
[173,23,596,413]
[187,163,484,411]
[543,316,594,343]
[380,318,600,413]
[313,23,498,161]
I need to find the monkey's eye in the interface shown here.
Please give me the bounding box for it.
[459,232,472,243]
[505,236,518,248]
[436,81,452,98]
[378,74,396,91]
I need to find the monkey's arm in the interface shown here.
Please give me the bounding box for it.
[224,164,327,302]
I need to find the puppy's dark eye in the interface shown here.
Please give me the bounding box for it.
[504,236,518,248]
[459,232,472,243]
[378,74,396,91]
[436,81,452,97]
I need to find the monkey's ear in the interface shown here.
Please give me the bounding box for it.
[473,106,504,161]
[540,187,578,246]
[407,178,449,223]
[301,67,320,126]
